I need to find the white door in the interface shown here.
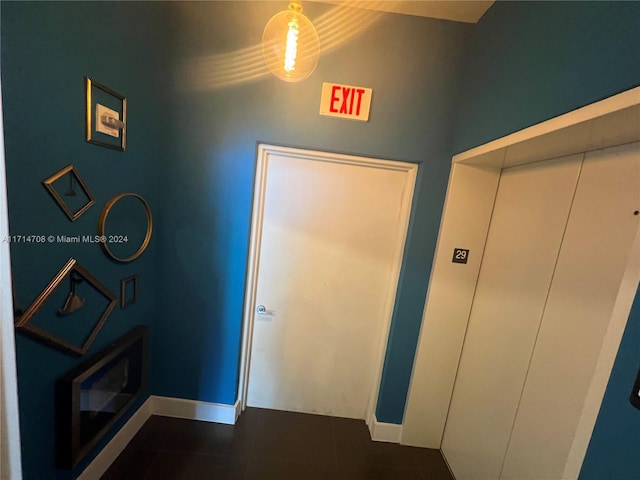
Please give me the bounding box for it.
[442,142,640,479]
[242,145,416,419]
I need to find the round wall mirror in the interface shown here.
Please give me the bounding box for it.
[97,193,152,262]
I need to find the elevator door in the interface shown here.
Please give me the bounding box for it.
[442,142,640,480]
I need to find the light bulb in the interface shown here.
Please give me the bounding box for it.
[262,2,320,83]
[284,18,299,73]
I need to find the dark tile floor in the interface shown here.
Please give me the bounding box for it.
[102,408,454,480]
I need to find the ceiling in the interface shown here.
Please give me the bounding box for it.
[314,1,495,24]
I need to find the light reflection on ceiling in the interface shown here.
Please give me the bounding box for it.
[180,1,387,91]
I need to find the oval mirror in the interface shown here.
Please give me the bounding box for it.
[97,193,152,262]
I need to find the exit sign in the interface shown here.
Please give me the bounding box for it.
[320,82,372,122]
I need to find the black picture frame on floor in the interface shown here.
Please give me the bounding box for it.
[630,364,640,411]
[55,325,148,468]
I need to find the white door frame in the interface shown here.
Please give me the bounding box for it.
[238,144,417,427]
[0,77,23,479]
[402,87,640,478]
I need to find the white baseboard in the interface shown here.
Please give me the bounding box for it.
[368,414,403,443]
[152,395,241,425]
[78,395,240,479]
[77,396,153,480]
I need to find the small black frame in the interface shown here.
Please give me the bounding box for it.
[630,364,640,411]
[120,275,138,308]
[56,325,148,468]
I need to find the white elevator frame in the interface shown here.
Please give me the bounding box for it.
[402,87,640,479]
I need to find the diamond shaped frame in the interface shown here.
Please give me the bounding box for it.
[43,164,95,221]
[15,258,117,355]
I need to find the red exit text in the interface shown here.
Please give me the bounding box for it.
[320,82,373,122]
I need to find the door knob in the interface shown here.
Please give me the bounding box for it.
[256,305,275,316]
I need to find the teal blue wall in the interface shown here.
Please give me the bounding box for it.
[453,0,640,154]
[452,1,640,477]
[1,2,168,479]
[580,288,640,478]
[152,1,472,424]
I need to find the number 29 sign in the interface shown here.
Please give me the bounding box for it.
[452,248,469,264]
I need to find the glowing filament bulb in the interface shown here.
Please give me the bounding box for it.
[284,17,299,73]
[262,1,319,82]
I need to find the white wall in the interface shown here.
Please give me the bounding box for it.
[0,77,23,479]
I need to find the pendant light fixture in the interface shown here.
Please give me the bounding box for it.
[262,1,320,83]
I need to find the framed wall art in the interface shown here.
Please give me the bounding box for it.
[98,193,153,262]
[85,77,127,151]
[43,164,95,221]
[15,258,117,356]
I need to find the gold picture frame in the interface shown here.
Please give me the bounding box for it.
[15,258,117,356]
[97,193,153,263]
[43,164,95,221]
[85,77,127,151]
